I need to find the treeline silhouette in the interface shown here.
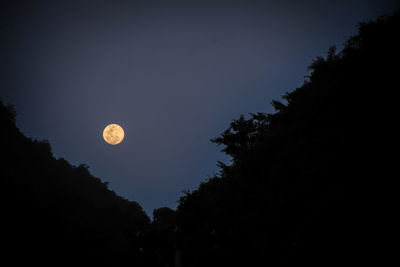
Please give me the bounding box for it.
[172,12,399,266]
[1,12,398,266]
[0,103,158,265]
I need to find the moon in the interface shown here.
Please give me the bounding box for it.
[103,124,125,145]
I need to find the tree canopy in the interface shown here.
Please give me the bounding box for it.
[176,12,399,266]
[0,100,152,266]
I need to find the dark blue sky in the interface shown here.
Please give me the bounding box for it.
[1,0,398,215]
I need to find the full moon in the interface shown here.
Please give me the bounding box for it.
[103,124,125,145]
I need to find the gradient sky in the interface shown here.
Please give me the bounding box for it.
[1,0,398,215]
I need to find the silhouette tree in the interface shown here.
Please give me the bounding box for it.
[147,207,178,267]
[177,12,400,266]
[0,100,157,266]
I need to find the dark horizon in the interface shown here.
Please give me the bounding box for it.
[1,0,398,216]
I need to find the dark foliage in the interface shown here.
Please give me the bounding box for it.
[1,11,398,267]
[0,101,154,266]
[176,13,399,266]
[147,207,178,267]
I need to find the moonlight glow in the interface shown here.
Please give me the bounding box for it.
[103,124,125,145]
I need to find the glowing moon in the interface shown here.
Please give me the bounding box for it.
[103,124,125,145]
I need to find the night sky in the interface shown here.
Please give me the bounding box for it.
[1,0,398,215]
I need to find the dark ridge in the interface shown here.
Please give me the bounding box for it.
[0,100,160,266]
[175,12,399,266]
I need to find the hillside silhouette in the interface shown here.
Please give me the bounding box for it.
[175,12,399,266]
[0,102,160,265]
[1,11,398,267]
